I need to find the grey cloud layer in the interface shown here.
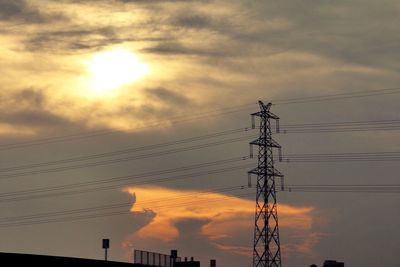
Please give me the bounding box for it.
[0,0,65,23]
[3,0,400,131]
[0,89,72,128]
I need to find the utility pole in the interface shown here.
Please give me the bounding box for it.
[248,101,283,267]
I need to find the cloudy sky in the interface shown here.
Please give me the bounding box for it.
[0,0,399,267]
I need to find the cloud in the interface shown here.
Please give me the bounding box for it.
[0,0,65,23]
[24,26,116,52]
[144,87,191,106]
[0,123,35,136]
[12,88,45,107]
[233,0,400,71]
[171,13,212,29]
[23,25,156,53]
[117,0,211,3]
[0,88,74,135]
[0,110,71,128]
[141,42,231,57]
[2,0,398,136]
[123,186,325,260]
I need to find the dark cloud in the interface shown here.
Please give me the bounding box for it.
[141,42,196,55]
[141,42,229,57]
[0,89,45,108]
[14,89,45,107]
[0,89,71,128]
[0,110,71,127]
[117,0,211,3]
[144,87,191,106]
[24,26,117,52]
[48,27,117,38]
[94,88,192,124]
[60,0,212,5]
[226,0,400,71]
[24,24,167,52]
[170,13,211,29]
[0,0,65,23]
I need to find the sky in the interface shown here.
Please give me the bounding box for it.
[0,0,400,267]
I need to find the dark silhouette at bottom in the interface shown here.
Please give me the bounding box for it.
[0,252,133,267]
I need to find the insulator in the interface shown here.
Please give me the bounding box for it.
[276,119,280,133]
[248,173,252,188]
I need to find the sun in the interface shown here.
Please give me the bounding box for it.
[85,48,149,95]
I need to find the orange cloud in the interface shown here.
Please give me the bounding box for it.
[124,186,323,257]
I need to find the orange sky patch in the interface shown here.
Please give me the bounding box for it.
[124,186,320,256]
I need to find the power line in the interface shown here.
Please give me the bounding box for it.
[280,119,400,133]
[0,163,254,203]
[284,184,400,193]
[0,135,255,179]
[0,157,248,198]
[287,190,400,193]
[1,182,399,228]
[282,151,400,163]
[3,118,400,176]
[282,119,400,128]
[0,118,398,180]
[2,149,400,202]
[0,186,248,223]
[0,187,251,227]
[0,127,250,172]
[0,110,254,151]
[273,87,400,105]
[1,118,399,178]
[282,126,400,134]
[1,86,400,151]
[0,191,254,228]
[1,148,399,202]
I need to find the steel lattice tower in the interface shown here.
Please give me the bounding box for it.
[248,101,283,267]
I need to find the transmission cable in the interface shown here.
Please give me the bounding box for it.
[1,86,400,151]
[0,156,248,198]
[0,135,255,179]
[0,163,254,203]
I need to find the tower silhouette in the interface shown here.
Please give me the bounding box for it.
[248,101,283,267]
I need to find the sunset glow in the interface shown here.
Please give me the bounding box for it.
[124,186,318,255]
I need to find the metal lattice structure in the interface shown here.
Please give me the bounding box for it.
[248,101,283,267]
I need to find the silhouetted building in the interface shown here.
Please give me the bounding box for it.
[175,259,200,267]
[323,260,344,267]
[0,249,205,267]
[0,252,134,267]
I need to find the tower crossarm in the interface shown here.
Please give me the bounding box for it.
[250,137,281,148]
[250,101,279,120]
[251,111,279,120]
[248,167,284,177]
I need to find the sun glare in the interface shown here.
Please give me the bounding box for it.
[86,48,149,95]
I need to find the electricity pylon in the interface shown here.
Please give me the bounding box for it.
[248,101,283,267]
